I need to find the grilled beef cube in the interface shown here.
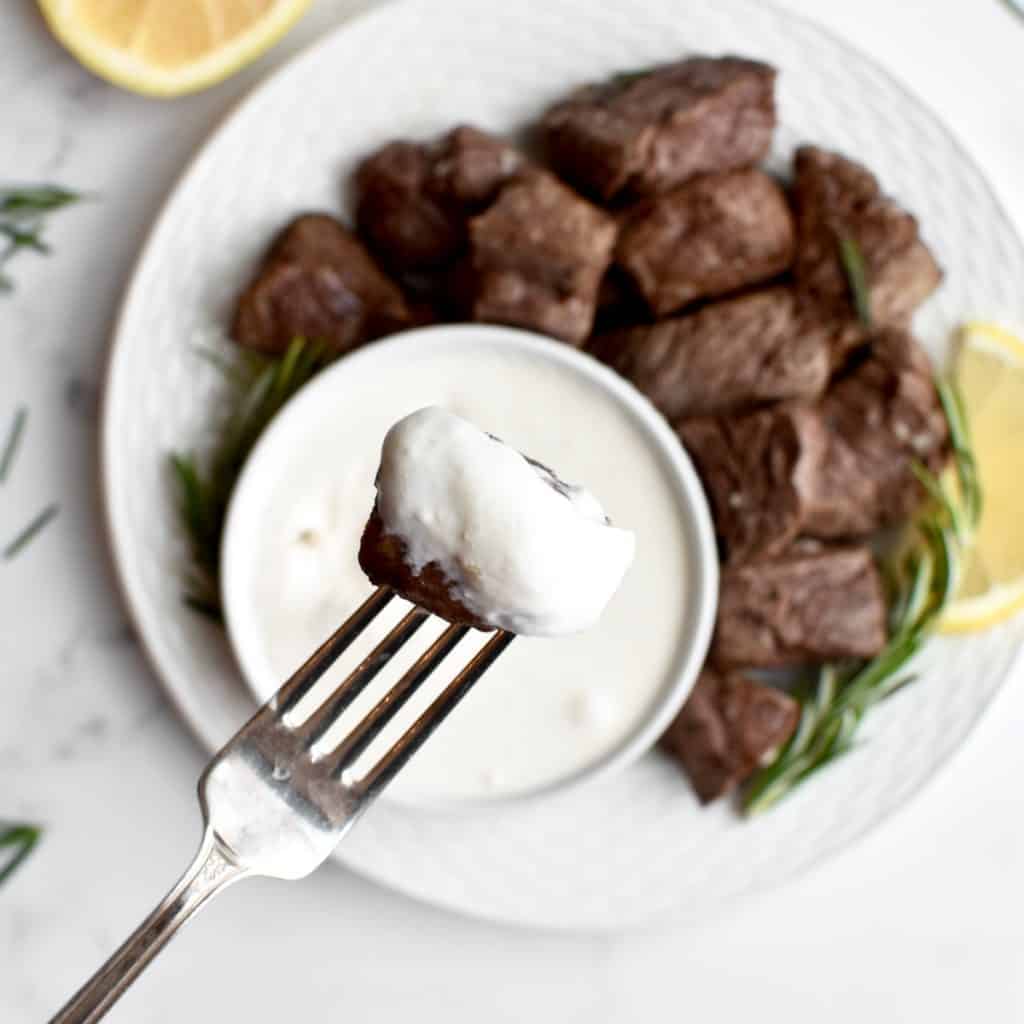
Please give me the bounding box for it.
[616,170,795,315]
[711,544,888,668]
[542,56,776,201]
[232,214,411,356]
[660,666,800,803]
[679,403,827,564]
[466,170,617,344]
[359,506,495,631]
[804,328,949,537]
[591,288,837,420]
[793,146,942,327]
[354,126,525,277]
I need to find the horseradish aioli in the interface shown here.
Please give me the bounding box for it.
[371,407,636,635]
[243,341,690,801]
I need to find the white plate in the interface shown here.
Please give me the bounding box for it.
[102,0,1024,929]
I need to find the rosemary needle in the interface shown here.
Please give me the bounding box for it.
[0,406,27,483]
[0,824,41,887]
[838,234,873,328]
[3,503,59,561]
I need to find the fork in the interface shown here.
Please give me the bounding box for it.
[51,586,513,1023]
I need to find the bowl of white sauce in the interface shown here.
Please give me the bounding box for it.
[221,324,718,807]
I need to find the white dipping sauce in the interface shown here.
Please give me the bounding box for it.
[373,407,636,635]
[243,341,690,801]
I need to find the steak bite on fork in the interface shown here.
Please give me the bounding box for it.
[359,407,635,635]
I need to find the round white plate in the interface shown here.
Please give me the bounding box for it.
[103,0,1024,930]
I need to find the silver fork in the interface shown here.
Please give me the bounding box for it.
[51,586,513,1023]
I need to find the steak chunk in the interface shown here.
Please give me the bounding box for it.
[712,544,888,668]
[591,288,838,420]
[466,170,617,344]
[793,146,942,327]
[232,214,411,356]
[359,507,495,630]
[542,56,776,201]
[660,666,800,803]
[804,327,950,537]
[616,169,795,315]
[354,127,524,279]
[678,403,827,564]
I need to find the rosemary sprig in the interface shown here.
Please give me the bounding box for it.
[0,824,41,887]
[0,185,83,292]
[171,338,330,618]
[838,234,873,328]
[743,378,980,815]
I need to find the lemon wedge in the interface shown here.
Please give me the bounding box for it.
[37,0,311,98]
[941,321,1024,632]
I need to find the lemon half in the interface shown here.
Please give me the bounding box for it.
[941,322,1024,632]
[37,0,311,98]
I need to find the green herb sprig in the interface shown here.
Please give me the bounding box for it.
[171,338,330,619]
[838,234,873,328]
[743,379,980,814]
[0,186,83,292]
[0,824,41,887]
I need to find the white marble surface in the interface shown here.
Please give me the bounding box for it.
[2,0,1023,1020]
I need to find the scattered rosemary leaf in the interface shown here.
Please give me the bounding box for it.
[0,406,27,483]
[0,184,84,293]
[743,376,981,815]
[0,824,41,887]
[0,186,81,216]
[837,234,873,328]
[3,503,59,561]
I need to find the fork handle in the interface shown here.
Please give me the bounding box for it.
[50,829,248,1023]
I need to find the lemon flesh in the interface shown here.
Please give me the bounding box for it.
[37,0,311,97]
[941,322,1024,632]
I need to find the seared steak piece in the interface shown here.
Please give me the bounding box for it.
[804,327,949,537]
[678,403,827,564]
[359,506,495,631]
[466,170,617,344]
[712,544,888,668]
[793,145,942,327]
[354,126,524,276]
[660,666,800,803]
[542,56,776,201]
[232,214,411,356]
[616,169,795,315]
[591,288,838,420]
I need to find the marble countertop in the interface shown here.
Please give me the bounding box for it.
[3,1,1023,1020]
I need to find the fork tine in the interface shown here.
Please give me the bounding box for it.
[301,605,431,749]
[326,622,470,777]
[357,630,515,800]
[274,586,395,715]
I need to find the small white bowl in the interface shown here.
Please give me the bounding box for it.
[221,325,718,808]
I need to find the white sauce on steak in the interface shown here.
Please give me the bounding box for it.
[373,406,635,635]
